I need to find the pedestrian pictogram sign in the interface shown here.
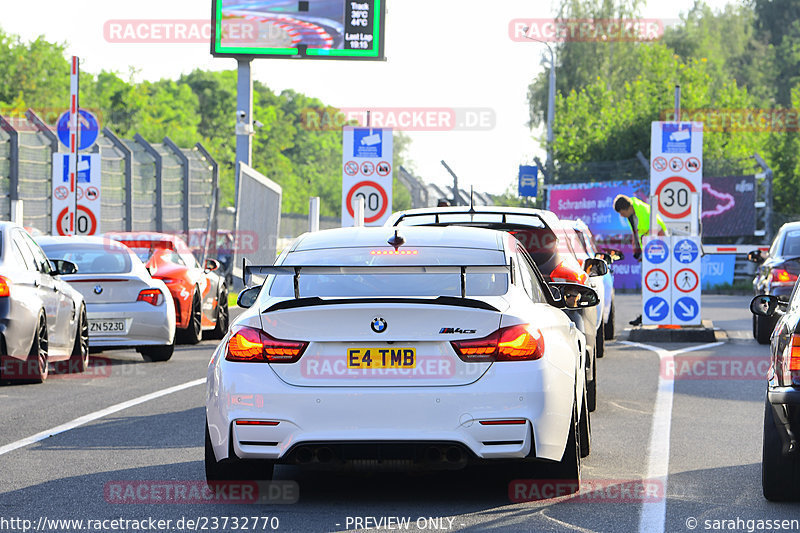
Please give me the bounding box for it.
[645,269,669,293]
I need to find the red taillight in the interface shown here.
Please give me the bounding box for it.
[479,419,527,425]
[790,336,800,372]
[226,326,308,363]
[550,261,587,284]
[137,289,162,306]
[773,268,798,285]
[235,420,280,426]
[0,276,10,297]
[451,324,545,362]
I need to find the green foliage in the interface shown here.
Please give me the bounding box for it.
[0,29,415,218]
[526,0,800,216]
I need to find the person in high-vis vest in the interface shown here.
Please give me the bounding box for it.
[613,195,668,260]
[614,194,668,326]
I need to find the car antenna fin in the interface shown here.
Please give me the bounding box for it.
[388,229,405,250]
[468,186,476,214]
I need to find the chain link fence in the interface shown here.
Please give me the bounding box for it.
[0,110,218,240]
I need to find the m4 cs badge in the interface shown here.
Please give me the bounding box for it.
[439,327,477,334]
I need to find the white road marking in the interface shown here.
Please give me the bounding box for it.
[619,341,723,533]
[0,378,206,457]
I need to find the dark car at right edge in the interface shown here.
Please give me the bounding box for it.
[748,222,800,344]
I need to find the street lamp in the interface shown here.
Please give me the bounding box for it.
[522,30,556,181]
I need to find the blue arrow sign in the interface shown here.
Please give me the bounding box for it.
[674,297,700,322]
[674,239,699,264]
[644,239,669,264]
[644,296,670,322]
[57,110,99,150]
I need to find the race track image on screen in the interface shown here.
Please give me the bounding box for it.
[213,0,384,60]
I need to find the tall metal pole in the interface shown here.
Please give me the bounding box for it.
[522,32,556,183]
[674,84,681,122]
[545,45,555,180]
[235,58,253,206]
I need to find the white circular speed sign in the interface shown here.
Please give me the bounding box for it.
[655,176,697,220]
[346,180,388,223]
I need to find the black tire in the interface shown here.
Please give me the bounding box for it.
[579,381,591,458]
[138,338,175,362]
[596,322,605,358]
[205,420,274,482]
[604,303,615,340]
[68,305,89,373]
[753,314,758,339]
[756,314,777,345]
[178,291,202,345]
[762,397,800,500]
[206,285,229,340]
[25,313,49,384]
[587,351,597,412]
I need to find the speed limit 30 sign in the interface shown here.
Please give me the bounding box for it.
[654,176,697,219]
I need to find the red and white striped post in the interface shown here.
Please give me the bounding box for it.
[67,56,80,235]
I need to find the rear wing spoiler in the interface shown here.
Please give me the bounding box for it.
[242,258,512,299]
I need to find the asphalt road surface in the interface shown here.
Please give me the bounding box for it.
[1,294,797,533]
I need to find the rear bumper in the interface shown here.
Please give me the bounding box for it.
[86,301,174,347]
[206,343,576,465]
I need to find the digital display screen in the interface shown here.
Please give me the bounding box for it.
[211,0,385,60]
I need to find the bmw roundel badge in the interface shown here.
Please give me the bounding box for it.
[371,317,387,333]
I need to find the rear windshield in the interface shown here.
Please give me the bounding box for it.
[40,243,133,274]
[268,247,508,298]
[781,230,800,257]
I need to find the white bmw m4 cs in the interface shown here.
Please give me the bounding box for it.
[205,226,598,490]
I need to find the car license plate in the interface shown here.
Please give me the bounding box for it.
[347,347,416,369]
[89,319,127,335]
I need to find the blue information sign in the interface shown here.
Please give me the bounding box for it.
[518,165,538,197]
[674,239,700,264]
[644,239,669,265]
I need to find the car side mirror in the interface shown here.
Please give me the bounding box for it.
[548,284,564,307]
[750,294,785,317]
[605,248,624,262]
[236,286,260,309]
[747,250,764,264]
[551,282,599,309]
[595,252,613,264]
[49,259,78,276]
[204,258,220,272]
[584,257,609,277]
